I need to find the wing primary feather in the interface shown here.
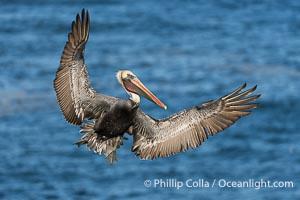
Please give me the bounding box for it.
[222,83,246,100]
[76,14,82,40]
[227,95,260,106]
[226,85,257,102]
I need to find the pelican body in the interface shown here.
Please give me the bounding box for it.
[94,99,135,138]
[54,9,260,164]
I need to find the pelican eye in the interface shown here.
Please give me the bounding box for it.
[127,74,135,79]
[124,74,135,81]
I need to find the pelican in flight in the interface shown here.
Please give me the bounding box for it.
[54,9,260,164]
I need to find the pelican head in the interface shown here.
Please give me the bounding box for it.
[116,70,167,110]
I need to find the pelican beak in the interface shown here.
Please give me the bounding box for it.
[122,74,167,110]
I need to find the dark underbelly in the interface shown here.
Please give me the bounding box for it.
[94,99,136,138]
[94,112,133,138]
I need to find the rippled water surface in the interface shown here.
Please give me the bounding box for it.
[0,0,299,199]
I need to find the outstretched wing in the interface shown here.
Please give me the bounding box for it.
[131,83,260,160]
[54,9,117,125]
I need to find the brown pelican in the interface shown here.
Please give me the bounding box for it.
[54,9,260,164]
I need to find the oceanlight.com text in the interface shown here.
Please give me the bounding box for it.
[143,178,294,190]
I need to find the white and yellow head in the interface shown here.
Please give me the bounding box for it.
[116,70,167,110]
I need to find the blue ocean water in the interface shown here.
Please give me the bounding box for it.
[0,0,299,199]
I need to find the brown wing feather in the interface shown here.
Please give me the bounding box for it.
[131,83,260,160]
[54,9,116,125]
[60,9,90,66]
